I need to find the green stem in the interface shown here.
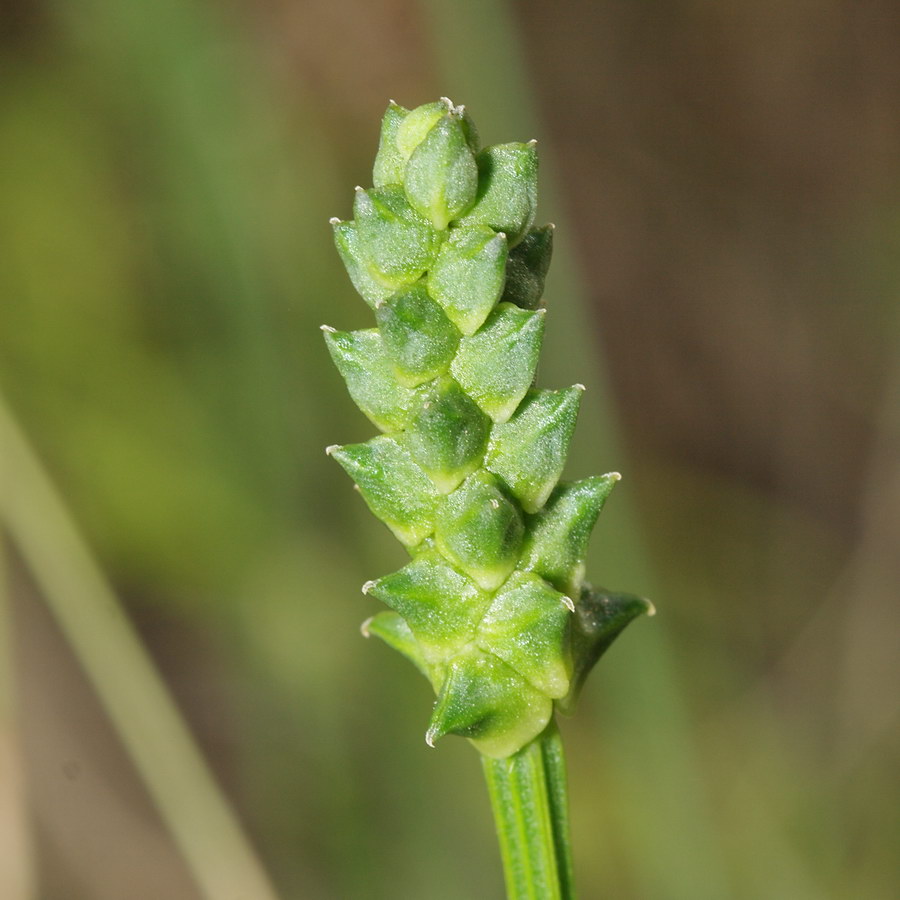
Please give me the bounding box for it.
[482,720,574,900]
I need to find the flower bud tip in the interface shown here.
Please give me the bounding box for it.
[325,444,340,456]
[527,138,538,146]
[562,595,576,612]
[425,728,438,748]
[328,216,341,225]
[362,580,375,595]
[360,616,374,638]
[354,185,364,193]
[320,324,336,333]
[439,96,454,109]
[574,383,586,391]
[609,471,622,481]
[645,599,657,617]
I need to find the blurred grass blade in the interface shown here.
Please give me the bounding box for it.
[0,392,280,900]
[0,537,36,900]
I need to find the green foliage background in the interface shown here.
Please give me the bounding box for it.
[1,1,898,897]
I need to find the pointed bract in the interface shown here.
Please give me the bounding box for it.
[457,143,538,247]
[427,225,508,335]
[502,224,554,309]
[451,303,545,423]
[369,549,492,662]
[427,648,552,759]
[477,571,572,698]
[404,113,478,229]
[354,185,441,287]
[323,328,421,432]
[522,474,620,594]
[329,436,438,547]
[402,376,491,493]
[435,471,524,590]
[375,284,460,387]
[557,585,654,714]
[485,387,583,513]
[332,221,395,309]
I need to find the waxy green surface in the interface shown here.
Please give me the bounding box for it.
[326,99,650,759]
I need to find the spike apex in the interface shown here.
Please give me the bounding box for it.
[327,99,648,757]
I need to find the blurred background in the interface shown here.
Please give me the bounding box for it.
[1,0,899,897]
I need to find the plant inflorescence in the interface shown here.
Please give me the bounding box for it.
[324,98,650,761]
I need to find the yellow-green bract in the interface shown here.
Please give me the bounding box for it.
[325,99,651,759]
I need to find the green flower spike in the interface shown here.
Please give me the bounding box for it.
[325,99,652,763]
